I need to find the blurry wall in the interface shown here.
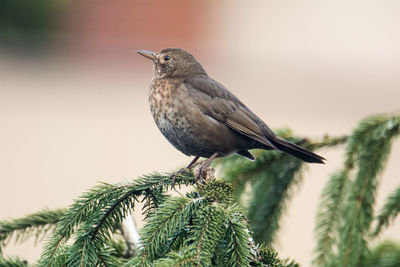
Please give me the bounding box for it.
[1,0,399,265]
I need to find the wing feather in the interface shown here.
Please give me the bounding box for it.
[184,77,276,149]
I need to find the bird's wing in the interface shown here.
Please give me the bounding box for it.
[184,77,276,148]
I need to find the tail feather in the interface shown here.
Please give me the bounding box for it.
[268,136,325,164]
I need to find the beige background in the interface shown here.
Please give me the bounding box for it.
[1,1,399,265]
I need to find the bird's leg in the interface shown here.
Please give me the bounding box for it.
[196,152,219,183]
[170,156,200,187]
[187,156,200,169]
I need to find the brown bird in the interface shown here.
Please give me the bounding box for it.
[137,48,324,177]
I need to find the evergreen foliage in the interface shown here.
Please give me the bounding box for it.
[1,112,399,266]
[1,173,291,266]
[38,172,195,266]
[125,180,288,266]
[217,129,346,245]
[314,170,349,266]
[372,186,400,237]
[0,254,29,267]
[0,208,64,249]
[314,113,400,267]
[366,240,400,267]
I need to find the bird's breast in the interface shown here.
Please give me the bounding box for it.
[149,78,188,133]
[149,78,185,125]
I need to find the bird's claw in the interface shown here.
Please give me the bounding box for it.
[193,163,215,184]
[170,168,189,189]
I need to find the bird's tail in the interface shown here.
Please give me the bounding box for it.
[268,136,325,163]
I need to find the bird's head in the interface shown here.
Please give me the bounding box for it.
[137,48,207,78]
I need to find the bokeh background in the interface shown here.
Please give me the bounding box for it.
[1,0,399,265]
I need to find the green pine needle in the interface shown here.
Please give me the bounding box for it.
[372,185,400,238]
[140,196,206,260]
[224,206,251,267]
[338,114,400,267]
[247,154,304,245]
[152,245,198,267]
[186,204,227,266]
[0,208,64,248]
[38,172,195,267]
[313,170,349,266]
[0,254,30,267]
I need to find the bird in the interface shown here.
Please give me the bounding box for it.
[137,48,325,178]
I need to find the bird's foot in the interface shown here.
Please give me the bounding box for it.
[192,161,216,184]
[170,168,189,188]
[192,152,219,184]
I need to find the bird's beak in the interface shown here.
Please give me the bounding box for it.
[137,49,156,60]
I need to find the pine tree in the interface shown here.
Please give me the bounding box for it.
[1,112,399,266]
[1,173,295,266]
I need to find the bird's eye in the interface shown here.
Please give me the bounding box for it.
[164,55,171,61]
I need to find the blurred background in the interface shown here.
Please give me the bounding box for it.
[1,0,399,265]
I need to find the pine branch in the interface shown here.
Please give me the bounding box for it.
[313,170,349,266]
[152,246,198,267]
[338,114,400,267]
[216,131,347,246]
[216,151,281,204]
[38,172,195,267]
[310,135,348,150]
[249,243,299,267]
[39,183,130,267]
[96,246,126,267]
[140,196,206,260]
[313,113,400,267]
[125,179,257,266]
[66,237,98,267]
[0,169,298,267]
[65,188,138,266]
[247,154,304,244]
[366,240,400,267]
[371,185,400,238]
[0,254,30,267]
[224,206,251,267]
[187,204,227,266]
[0,208,64,247]
[313,122,367,266]
[123,252,153,267]
[106,235,129,259]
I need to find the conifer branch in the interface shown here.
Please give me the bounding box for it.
[313,170,349,266]
[371,185,400,238]
[125,180,263,266]
[217,131,347,246]
[189,204,227,265]
[366,240,400,266]
[313,126,363,266]
[337,114,400,267]
[225,206,251,267]
[0,254,30,267]
[140,196,206,260]
[314,113,400,267]
[247,155,304,244]
[311,135,348,150]
[217,151,281,203]
[39,183,130,266]
[0,208,64,247]
[123,252,153,267]
[152,246,198,266]
[38,172,195,267]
